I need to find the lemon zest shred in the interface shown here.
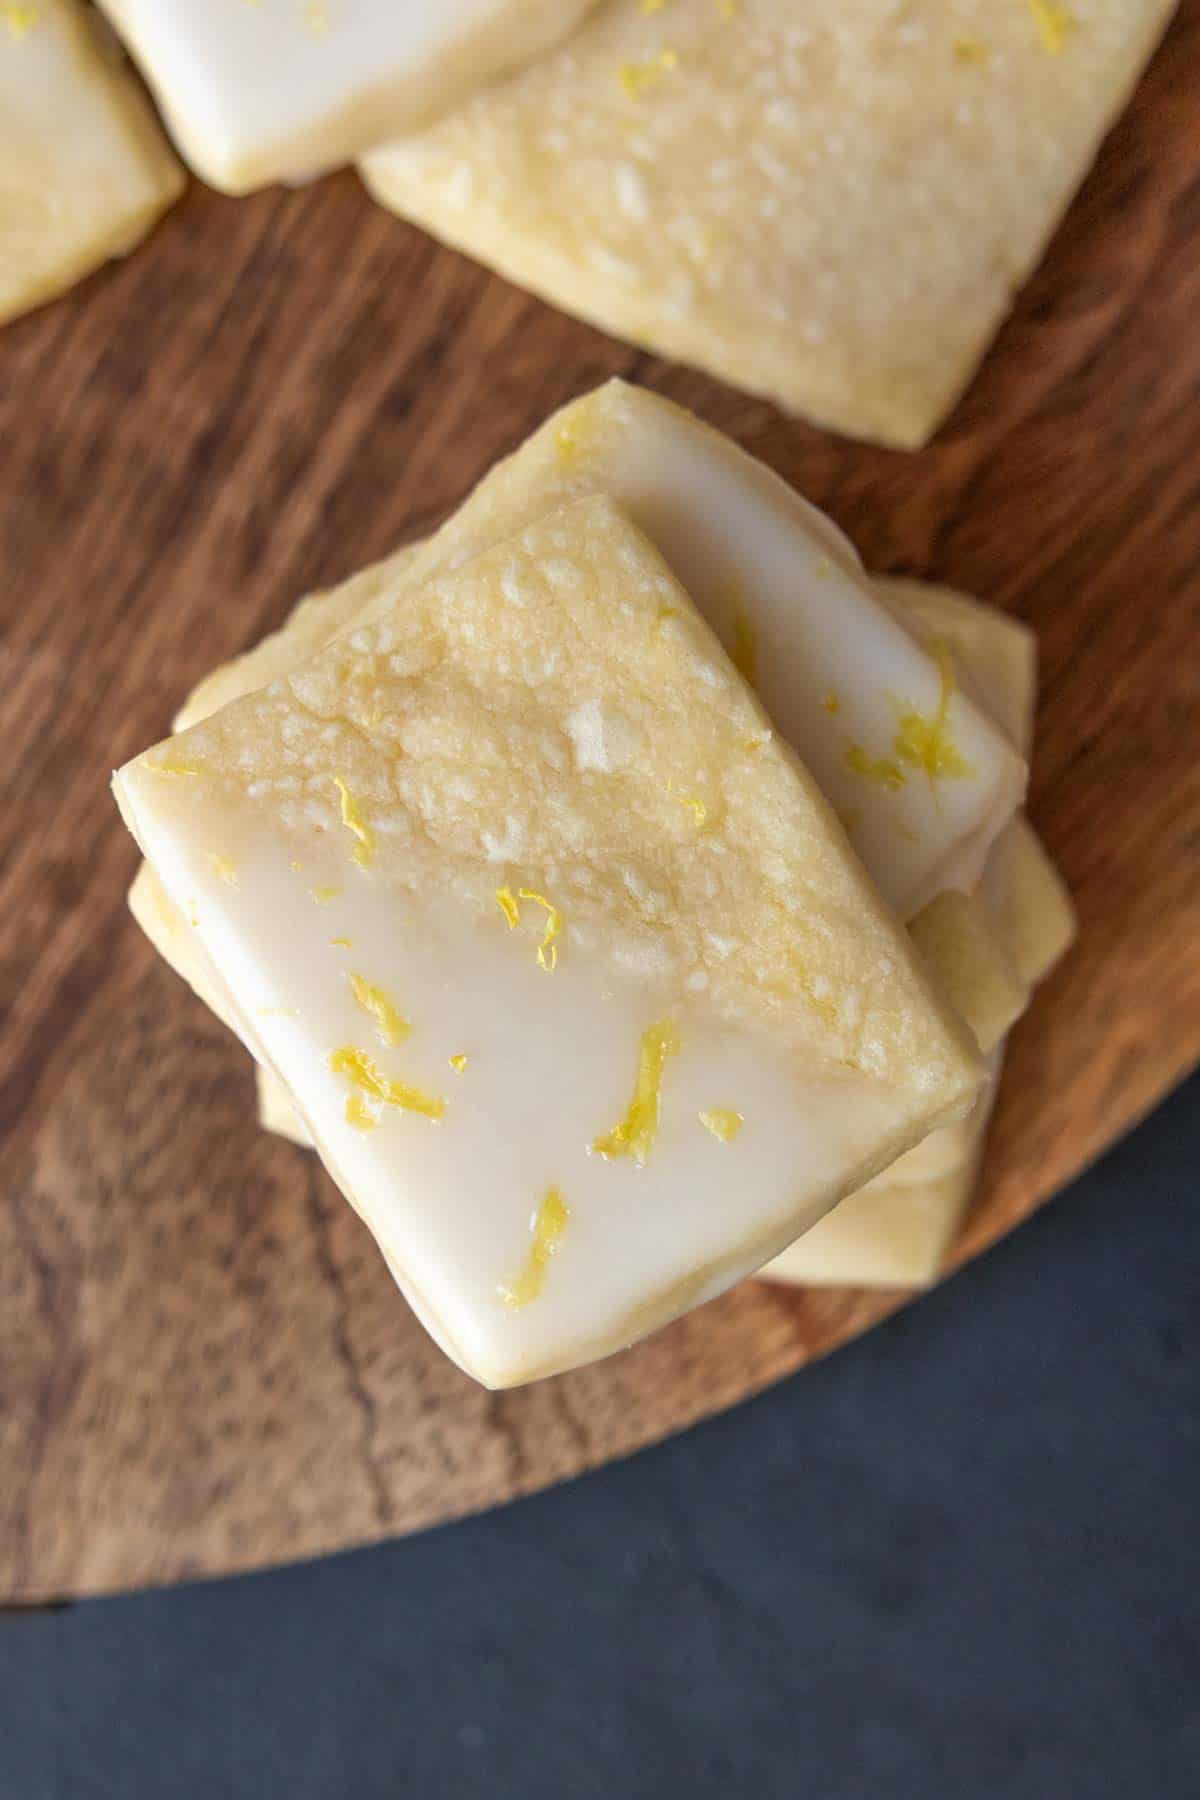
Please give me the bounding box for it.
[666,779,708,826]
[517,889,563,971]
[310,886,340,905]
[449,1054,469,1074]
[147,756,199,778]
[330,936,353,948]
[495,886,521,930]
[592,1022,680,1166]
[498,1188,570,1309]
[345,1093,379,1132]
[333,775,375,868]
[891,639,974,793]
[845,744,906,790]
[350,973,410,1046]
[699,1108,744,1143]
[329,1046,445,1121]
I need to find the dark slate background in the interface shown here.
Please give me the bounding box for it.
[3,1075,1197,1800]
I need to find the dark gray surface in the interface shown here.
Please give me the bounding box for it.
[3,1076,1197,1800]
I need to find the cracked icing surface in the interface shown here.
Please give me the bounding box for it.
[0,0,182,326]
[363,0,1175,446]
[116,496,983,1386]
[97,0,601,193]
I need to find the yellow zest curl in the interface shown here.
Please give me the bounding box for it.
[329,1047,445,1121]
[844,744,906,790]
[699,1108,744,1143]
[499,1188,570,1309]
[592,1021,681,1166]
[345,1093,379,1132]
[147,756,199,778]
[518,890,563,972]
[350,974,410,1047]
[892,640,974,793]
[333,776,375,868]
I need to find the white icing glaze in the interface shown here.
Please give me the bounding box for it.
[761,579,1073,1290]
[118,778,940,1386]
[98,0,599,192]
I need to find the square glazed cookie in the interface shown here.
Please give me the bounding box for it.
[116,496,983,1386]
[364,0,1177,445]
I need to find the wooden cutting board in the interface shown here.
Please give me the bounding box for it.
[2,7,1198,1604]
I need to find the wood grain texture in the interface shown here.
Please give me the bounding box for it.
[1,6,1198,1602]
